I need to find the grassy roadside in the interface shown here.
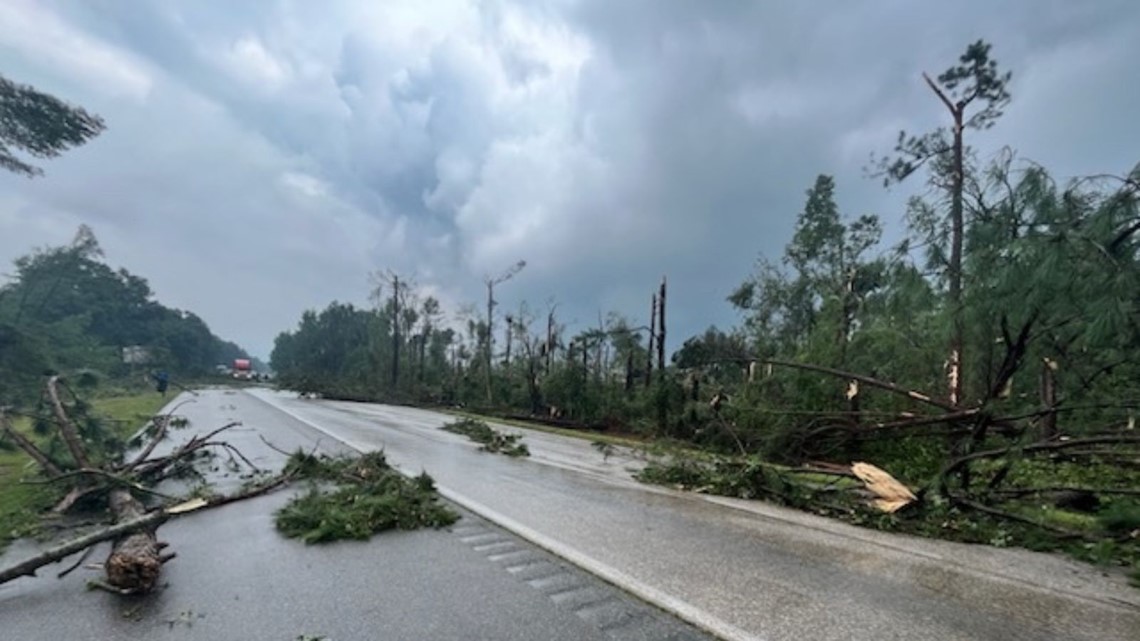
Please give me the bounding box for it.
[0,390,171,554]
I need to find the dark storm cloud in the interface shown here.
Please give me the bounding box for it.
[1,0,1137,358]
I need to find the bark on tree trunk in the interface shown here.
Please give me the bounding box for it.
[104,489,164,593]
[948,112,965,407]
[48,376,90,469]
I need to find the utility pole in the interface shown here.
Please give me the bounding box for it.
[483,260,526,404]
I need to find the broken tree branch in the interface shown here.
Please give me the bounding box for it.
[126,398,196,470]
[47,375,90,469]
[24,467,177,501]
[939,434,1140,484]
[922,72,957,115]
[132,421,244,479]
[950,496,1087,540]
[1,411,63,477]
[991,486,1140,498]
[56,546,94,579]
[764,359,959,411]
[198,441,260,471]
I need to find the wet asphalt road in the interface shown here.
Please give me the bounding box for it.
[246,388,1140,641]
[0,389,714,641]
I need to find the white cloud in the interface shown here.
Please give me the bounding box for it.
[226,35,291,89]
[0,0,152,101]
[280,172,328,198]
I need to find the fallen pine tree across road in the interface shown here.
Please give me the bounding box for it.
[0,378,455,595]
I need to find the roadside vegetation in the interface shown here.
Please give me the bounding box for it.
[268,39,1140,582]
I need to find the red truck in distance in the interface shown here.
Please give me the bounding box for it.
[232,358,253,380]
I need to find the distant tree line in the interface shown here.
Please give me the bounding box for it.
[0,226,251,406]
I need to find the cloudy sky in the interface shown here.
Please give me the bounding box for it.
[2,0,1138,359]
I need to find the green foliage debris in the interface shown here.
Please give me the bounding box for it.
[440,419,530,457]
[274,451,458,544]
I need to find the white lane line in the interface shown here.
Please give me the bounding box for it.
[243,389,760,641]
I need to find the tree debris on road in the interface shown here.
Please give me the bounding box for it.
[441,418,530,457]
[0,378,452,595]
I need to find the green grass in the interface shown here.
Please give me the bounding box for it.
[0,390,172,554]
[89,392,171,440]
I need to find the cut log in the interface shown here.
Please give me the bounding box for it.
[104,489,164,593]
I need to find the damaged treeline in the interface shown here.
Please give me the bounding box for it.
[0,377,284,594]
[658,130,1140,571]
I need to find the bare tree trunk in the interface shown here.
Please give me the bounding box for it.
[657,277,667,379]
[419,333,427,383]
[919,73,967,408]
[485,282,494,404]
[646,293,656,387]
[391,276,400,388]
[48,376,89,469]
[948,111,965,407]
[596,312,606,383]
[1040,358,1058,439]
[504,318,513,375]
[545,309,555,374]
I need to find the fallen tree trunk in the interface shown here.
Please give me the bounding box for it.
[0,476,291,590]
[103,489,166,593]
[0,506,169,586]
